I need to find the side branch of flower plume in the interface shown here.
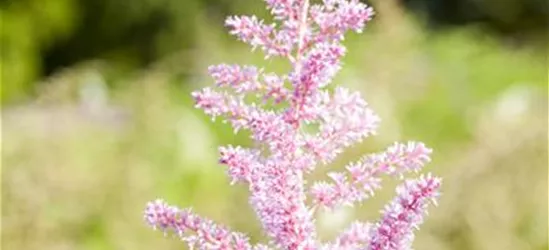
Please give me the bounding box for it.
[208,64,290,103]
[144,199,268,250]
[367,174,442,250]
[310,142,433,208]
[303,87,380,164]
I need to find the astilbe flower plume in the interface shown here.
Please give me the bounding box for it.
[144,0,441,249]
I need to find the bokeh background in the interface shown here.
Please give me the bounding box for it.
[2,0,548,249]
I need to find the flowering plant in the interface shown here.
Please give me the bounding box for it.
[144,0,441,249]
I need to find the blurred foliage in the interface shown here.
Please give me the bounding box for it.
[403,0,548,37]
[1,0,547,104]
[1,0,548,250]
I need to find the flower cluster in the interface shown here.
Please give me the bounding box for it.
[144,0,441,249]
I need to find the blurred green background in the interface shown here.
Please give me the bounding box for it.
[1,0,547,249]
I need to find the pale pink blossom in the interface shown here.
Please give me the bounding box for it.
[145,1,441,249]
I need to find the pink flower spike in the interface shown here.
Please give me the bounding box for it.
[146,1,441,249]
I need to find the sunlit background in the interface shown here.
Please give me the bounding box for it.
[2,0,547,249]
